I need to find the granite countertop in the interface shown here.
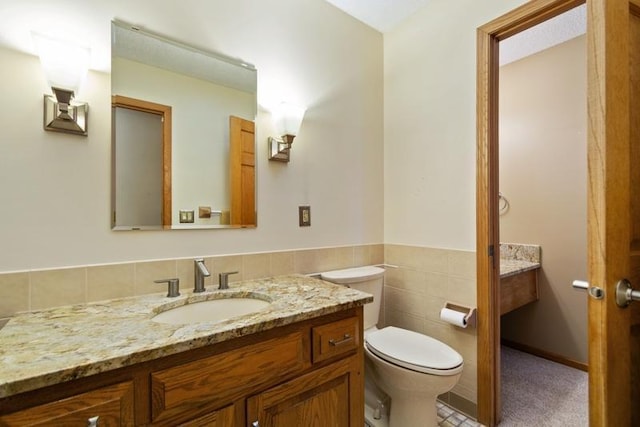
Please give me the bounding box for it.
[500,259,541,278]
[0,275,372,399]
[499,242,541,278]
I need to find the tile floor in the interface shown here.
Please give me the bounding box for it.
[437,401,482,427]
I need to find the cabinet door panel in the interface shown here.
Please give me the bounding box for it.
[151,331,306,424]
[178,403,235,427]
[248,356,360,427]
[0,381,134,427]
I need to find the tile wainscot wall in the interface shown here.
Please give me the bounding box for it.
[0,243,479,415]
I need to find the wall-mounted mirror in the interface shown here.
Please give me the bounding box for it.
[111,21,257,230]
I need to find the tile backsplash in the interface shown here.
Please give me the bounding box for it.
[0,245,383,319]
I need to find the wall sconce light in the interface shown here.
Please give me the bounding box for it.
[268,102,306,162]
[33,33,90,136]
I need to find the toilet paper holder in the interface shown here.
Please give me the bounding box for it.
[441,301,476,328]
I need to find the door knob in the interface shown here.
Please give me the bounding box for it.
[616,279,640,307]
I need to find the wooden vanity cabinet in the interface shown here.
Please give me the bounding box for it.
[500,269,539,315]
[0,307,364,427]
[247,354,361,427]
[149,330,308,425]
[0,381,134,426]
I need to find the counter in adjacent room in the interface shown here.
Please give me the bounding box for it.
[500,243,541,315]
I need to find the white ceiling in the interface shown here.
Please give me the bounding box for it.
[324,0,431,33]
[0,1,586,74]
[500,4,585,66]
[325,0,586,65]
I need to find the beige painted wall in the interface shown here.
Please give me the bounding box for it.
[383,0,528,250]
[0,0,383,272]
[381,0,528,409]
[499,35,588,363]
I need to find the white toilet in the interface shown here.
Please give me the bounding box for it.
[320,266,463,427]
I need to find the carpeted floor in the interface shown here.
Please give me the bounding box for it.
[500,346,588,426]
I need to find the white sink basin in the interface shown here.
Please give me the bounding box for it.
[152,297,271,325]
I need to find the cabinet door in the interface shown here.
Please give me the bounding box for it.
[0,381,134,426]
[178,403,235,427]
[150,331,306,424]
[247,356,362,427]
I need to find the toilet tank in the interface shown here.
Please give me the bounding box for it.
[320,266,384,330]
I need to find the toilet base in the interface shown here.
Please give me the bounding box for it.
[364,346,461,427]
[364,403,389,427]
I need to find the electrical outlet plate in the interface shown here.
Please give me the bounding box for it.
[299,206,311,227]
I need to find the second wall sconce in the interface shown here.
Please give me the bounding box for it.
[33,33,90,136]
[268,102,306,162]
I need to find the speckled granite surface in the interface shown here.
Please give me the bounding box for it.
[0,275,372,399]
[500,259,540,278]
[500,243,541,263]
[500,243,541,278]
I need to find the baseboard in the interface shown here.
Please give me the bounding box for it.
[437,391,477,419]
[501,339,588,372]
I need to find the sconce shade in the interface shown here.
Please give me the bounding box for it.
[268,102,306,162]
[32,33,90,94]
[33,33,90,136]
[272,102,306,138]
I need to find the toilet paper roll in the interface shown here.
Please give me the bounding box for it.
[440,307,468,328]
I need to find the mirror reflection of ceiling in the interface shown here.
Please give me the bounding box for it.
[112,22,256,93]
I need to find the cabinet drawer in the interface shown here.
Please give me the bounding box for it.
[312,317,360,363]
[0,381,134,427]
[151,331,307,424]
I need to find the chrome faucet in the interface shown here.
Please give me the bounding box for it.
[154,278,180,297]
[194,258,210,293]
[218,271,239,290]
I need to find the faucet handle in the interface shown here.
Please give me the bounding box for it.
[154,278,180,298]
[218,271,239,290]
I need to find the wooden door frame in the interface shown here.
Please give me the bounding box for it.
[112,95,172,227]
[475,1,585,425]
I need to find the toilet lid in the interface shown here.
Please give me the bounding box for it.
[365,326,463,375]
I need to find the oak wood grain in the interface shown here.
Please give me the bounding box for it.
[500,270,538,316]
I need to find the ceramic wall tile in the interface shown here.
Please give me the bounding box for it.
[0,272,29,317]
[243,253,271,280]
[87,263,135,301]
[31,267,86,310]
[134,260,176,296]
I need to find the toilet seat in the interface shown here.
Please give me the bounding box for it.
[365,326,463,375]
